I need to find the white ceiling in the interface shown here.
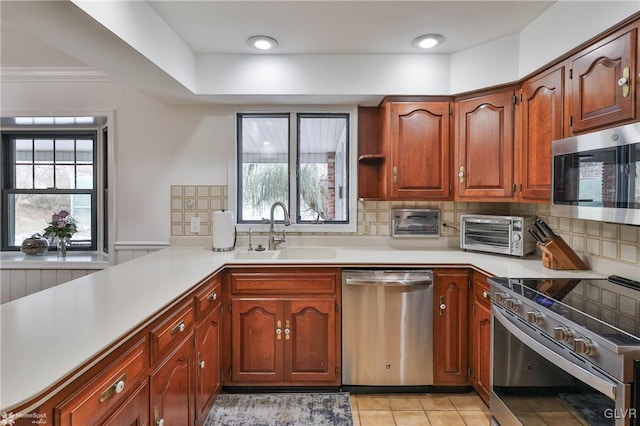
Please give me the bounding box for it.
[147,1,555,55]
[3,1,637,105]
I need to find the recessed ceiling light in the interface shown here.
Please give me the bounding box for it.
[247,35,278,50]
[412,34,444,49]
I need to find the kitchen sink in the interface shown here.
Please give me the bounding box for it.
[233,249,276,260]
[276,247,337,259]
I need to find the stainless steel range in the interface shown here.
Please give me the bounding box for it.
[490,275,640,426]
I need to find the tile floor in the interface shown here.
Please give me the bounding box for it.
[350,392,491,426]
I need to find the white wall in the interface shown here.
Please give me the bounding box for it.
[518,1,640,77]
[450,33,520,94]
[1,79,231,243]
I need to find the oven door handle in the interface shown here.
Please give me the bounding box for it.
[493,305,619,400]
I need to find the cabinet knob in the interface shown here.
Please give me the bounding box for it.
[393,166,398,184]
[157,419,165,426]
[208,291,218,301]
[99,373,127,403]
[284,320,291,340]
[171,320,186,335]
[199,360,206,369]
[482,291,489,299]
[458,166,465,183]
[276,320,282,340]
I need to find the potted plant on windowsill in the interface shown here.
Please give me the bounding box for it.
[43,210,77,258]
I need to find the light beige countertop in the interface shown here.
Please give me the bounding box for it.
[1,242,605,413]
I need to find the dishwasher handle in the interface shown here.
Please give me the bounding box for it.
[344,277,433,287]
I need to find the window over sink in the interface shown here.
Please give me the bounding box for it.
[233,109,356,232]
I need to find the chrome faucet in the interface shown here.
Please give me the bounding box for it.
[266,201,291,250]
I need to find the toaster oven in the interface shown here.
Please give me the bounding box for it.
[460,214,537,257]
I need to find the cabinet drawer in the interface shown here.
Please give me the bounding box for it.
[473,273,491,308]
[230,272,337,295]
[195,275,222,320]
[151,302,194,364]
[56,339,147,426]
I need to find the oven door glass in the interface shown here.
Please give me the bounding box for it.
[492,305,631,426]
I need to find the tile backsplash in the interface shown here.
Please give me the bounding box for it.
[170,185,227,237]
[170,185,639,267]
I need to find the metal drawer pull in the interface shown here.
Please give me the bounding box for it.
[99,374,126,403]
[285,320,291,340]
[207,291,218,301]
[170,320,186,335]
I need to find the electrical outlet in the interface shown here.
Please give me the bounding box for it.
[190,217,201,233]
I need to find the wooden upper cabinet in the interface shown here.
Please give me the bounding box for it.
[518,66,565,202]
[388,102,451,199]
[569,28,637,133]
[455,91,515,200]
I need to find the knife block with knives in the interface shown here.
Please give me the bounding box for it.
[528,219,589,270]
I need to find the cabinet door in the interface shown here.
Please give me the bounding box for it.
[286,298,339,384]
[471,299,491,405]
[456,91,515,200]
[570,28,637,133]
[195,305,222,425]
[389,102,451,199]
[102,381,149,426]
[231,298,284,382]
[433,269,468,385]
[519,66,564,201]
[150,335,195,426]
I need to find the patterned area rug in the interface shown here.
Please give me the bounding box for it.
[204,392,353,426]
[558,393,614,426]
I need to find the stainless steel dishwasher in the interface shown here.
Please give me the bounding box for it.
[342,269,434,388]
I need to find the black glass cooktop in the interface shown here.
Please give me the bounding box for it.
[490,276,640,345]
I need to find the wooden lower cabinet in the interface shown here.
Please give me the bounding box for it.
[231,297,339,385]
[150,334,195,426]
[102,381,150,426]
[287,298,337,382]
[227,269,341,386]
[231,298,284,382]
[469,271,491,405]
[195,305,222,426]
[433,269,469,385]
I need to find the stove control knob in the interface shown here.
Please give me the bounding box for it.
[553,326,574,342]
[526,310,543,325]
[495,293,507,304]
[505,298,520,311]
[574,338,596,356]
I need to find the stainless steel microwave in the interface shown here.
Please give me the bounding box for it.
[552,123,640,226]
[460,215,537,257]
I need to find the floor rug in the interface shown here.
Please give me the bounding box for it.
[558,393,614,426]
[204,392,353,426]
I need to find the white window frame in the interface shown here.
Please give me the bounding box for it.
[228,105,358,233]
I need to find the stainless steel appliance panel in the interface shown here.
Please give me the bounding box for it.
[391,209,440,238]
[552,122,640,226]
[460,215,537,257]
[342,270,433,386]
